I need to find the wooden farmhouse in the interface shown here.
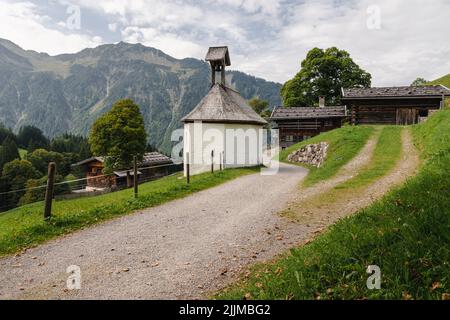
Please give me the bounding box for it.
[270,97,347,149]
[73,152,174,190]
[182,46,267,175]
[342,85,450,125]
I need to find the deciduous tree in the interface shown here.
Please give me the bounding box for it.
[249,98,271,117]
[89,99,147,171]
[1,159,39,208]
[281,47,371,107]
[411,78,428,86]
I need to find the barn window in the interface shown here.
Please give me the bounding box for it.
[418,109,428,117]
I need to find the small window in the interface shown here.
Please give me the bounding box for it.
[91,167,102,175]
[285,135,294,142]
[418,110,429,117]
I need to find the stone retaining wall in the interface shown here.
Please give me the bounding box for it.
[287,142,329,168]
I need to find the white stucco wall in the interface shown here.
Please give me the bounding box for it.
[184,121,264,176]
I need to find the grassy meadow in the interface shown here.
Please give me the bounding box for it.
[217,109,450,300]
[278,125,375,187]
[0,167,259,256]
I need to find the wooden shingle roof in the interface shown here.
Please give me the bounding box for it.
[270,106,347,120]
[72,152,172,167]
[205,47,231,66]
[342,85,450,99]
[141,152,172,166]
[181,84,267,125]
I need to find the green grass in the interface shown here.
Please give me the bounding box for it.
[281,126,403,219]
[429,73,450,88]
[0,167,260,256]
[217,110,450,300]
[335,126,403,190]
[278,125,375,187]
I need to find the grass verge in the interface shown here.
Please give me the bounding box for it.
[281,126,403,221]
[217,110,449,300]
[0,167,259,256]
[278,125,375,187]
[335,126,403,189]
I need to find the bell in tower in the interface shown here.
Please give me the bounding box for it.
[205,46,231,87]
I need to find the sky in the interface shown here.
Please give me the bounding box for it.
[0,0,449,86]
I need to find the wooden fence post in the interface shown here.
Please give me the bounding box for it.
[211,150,214,174]
[222,151,225,170]
[186,152,190,184]
[134,156,138,199]
[44,162,56,221]
[351,105,356,126]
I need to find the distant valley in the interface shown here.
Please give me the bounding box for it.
[0,39,281,153]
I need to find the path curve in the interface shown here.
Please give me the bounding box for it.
[284,128,420,227]
[291,128,381,203]
[0,163,309,299]
[0,129,420,300]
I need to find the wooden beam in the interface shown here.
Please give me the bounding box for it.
[211,64,216,87]
[134,156,138,198]
[351,105,356,126]
[44,162,56,220]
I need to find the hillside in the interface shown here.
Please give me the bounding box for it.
[0,38,281,153]
[218,110,449,300]
[429,73,450,88]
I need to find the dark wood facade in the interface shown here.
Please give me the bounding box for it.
[73,153,174,190]
[270,106,347,148]
[342,86,450,125]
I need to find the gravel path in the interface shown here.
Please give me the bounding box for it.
[0,129,420,300]
[290,128,381,203]
[284,128,420,226]
[0,162,310,300]
[325,128,420,222]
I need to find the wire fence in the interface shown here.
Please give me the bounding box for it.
[0,162,183,213]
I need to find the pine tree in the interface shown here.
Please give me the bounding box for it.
[0,136,20,174]
[27,138,37,153]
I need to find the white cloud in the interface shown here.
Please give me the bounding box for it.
[251,0,450,86]
[0,0,103,55]
[121,26,204,59]
[108,23,117,32]
[1,0,449,86]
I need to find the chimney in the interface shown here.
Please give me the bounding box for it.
[319,96,325,108]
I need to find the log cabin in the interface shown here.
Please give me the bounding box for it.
[342,85,450,125]
[73,152,174,190]
[269,97,348,149]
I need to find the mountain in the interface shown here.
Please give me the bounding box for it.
[0,39,281,153]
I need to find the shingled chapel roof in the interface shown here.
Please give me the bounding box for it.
[181,84,267,125]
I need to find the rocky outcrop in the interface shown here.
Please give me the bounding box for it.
[287,142,329,168]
